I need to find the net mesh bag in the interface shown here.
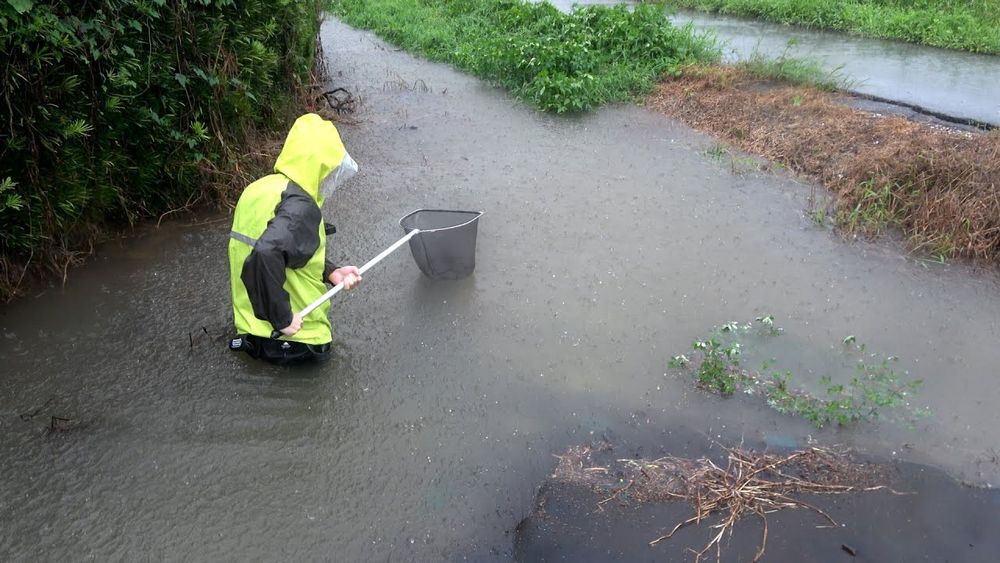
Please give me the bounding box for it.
[399,209,483,280]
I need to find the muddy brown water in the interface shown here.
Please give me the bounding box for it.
[2,17,1000,561]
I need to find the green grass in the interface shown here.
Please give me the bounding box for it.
[329,0,720,113]
[835,178,908,235]
[658,0,1000,54]
[739,43,853,90]
[704,143,762,174]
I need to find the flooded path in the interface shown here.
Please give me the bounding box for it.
[673,9,1000,126]
[2,16,1000,561]
[551,1,1000,126]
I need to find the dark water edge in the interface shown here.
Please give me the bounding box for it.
[515,427,1000,562]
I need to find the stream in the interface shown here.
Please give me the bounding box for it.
[1,15,999,561]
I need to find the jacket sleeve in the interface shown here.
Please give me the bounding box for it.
[322,222,338,282]
[240,185,322,331]
[323,258,338,283]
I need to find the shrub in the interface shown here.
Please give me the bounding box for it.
[332,0,720,113]
[0,0,322,297]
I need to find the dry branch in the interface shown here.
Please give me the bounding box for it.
[553,444,901,562]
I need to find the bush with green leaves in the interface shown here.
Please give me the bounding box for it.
[331,0,720,114]
[0,0,322,297]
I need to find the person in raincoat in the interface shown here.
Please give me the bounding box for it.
[227,113,361,364]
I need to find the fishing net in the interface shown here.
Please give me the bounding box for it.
[399,209,483,280]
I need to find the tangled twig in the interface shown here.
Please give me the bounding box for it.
[322,87,357,114]
[553,444,907,562]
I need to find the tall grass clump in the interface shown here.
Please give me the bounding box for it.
[0,0,324,300]
[657,0,1000,54]
[331,0,720,113]
[740,44,853,91]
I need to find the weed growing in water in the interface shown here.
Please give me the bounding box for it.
[811,206,827,225]
[704,143,728,160]
[670,317,778,393]
[729,155,759,174]
[670,317,929,428]
[703,143,760,174]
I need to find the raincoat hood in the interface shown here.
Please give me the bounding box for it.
[274,113,354,203]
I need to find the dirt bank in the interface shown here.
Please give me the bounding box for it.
[517,438,1000,562]
[648,66,1000,264]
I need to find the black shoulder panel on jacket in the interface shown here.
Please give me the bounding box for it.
[240,182,323,330]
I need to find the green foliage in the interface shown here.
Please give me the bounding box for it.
[740,41,852,91]
[763,347,928,428]
[0,0,322,280]
[692,338,745,394]
[1,177,24,212]
[671,317,929,428]
[330,0,720,113]
[836,178,910,235]
[671,317,778,394]
[810,206,827,225]
[703,143,762,174]
[704,143,728,159]
[657,0,1000,54]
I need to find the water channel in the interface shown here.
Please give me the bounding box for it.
[2,15,999,561]
[551,1,1000,126]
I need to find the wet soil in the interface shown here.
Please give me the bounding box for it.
[516,430,1000,562]
[518,454,1000,562]
[2,16,1000,561]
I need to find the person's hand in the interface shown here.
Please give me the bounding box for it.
[330,266,362,290]
[279,312,304,336]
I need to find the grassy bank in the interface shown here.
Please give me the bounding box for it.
[0,1,325,301]
[330,0,720,113]
[649,66,1000,262]
[657,0,1000,54]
